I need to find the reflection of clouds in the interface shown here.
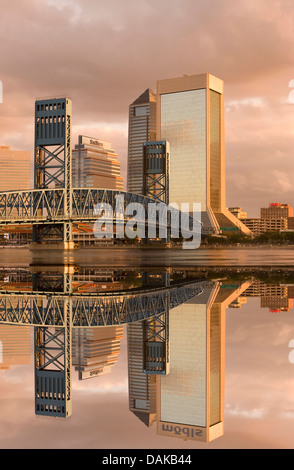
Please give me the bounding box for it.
[1,292,294,447]
[226,404,265,419]
[225,298,294,428]
[280,410,294,419]
[288,340,294,364]
[72,378,128,395]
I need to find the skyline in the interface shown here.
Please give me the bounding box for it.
[0,0,294,217]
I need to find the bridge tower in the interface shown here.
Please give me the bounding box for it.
[33,97,74,249]
[143,141,170,243]
[143,141,169,205]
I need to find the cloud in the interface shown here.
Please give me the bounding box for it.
[1,0,294,207]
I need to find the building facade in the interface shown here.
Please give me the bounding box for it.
[72,326,124,380]
[72,135,123,190]
[0,145,31,191]
[72,135,123,246]
[241,217,288,236]
[260,203,293,220]
[230,203,294,235]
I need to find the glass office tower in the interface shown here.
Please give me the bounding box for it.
[127,89,157,194]
[157,73,251,235]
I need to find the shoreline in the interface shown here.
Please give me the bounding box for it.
[1,243,294,250]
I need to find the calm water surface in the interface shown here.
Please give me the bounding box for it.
[0,248,293,450]
[0,246,293,267]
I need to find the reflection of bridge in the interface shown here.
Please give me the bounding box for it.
[0,96,197,247]
[0,269,204,418]
[0,281,203,327]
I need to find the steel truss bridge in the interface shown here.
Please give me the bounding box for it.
[0,188,155,225]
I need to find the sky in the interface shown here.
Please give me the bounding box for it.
[0,0,294,216]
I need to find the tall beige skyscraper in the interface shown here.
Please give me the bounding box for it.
[156,73,251,235]
[0,145,31,191]
[127,89,157,194]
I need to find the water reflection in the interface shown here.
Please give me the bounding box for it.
[0,265,293,444]
[128,279,250,442]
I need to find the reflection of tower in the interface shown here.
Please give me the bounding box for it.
[34,267,73,418]
[157,281,251,442]
[127,89,157,194]
[72,326,124,380]
[127,272,170,426]
[0,324,30,370]
[127,321,157,426]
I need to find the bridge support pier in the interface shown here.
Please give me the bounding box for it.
[31,222,75,250]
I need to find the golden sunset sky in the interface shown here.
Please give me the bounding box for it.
[0,0,294,216]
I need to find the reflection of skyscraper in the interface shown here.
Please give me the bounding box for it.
[244,280,293,312]
[72,326,124,380]
[156,281,251,442]
[156,74,251,235]
[127,89,157,194]
[0,324,31,370]
[127,321,157,426]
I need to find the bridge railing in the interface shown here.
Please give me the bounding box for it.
[0,189,199,244]
[0,188,156,223]
[0,282,204,327]
[0,189,65,222]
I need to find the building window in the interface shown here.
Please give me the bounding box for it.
[135,106,148,116]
